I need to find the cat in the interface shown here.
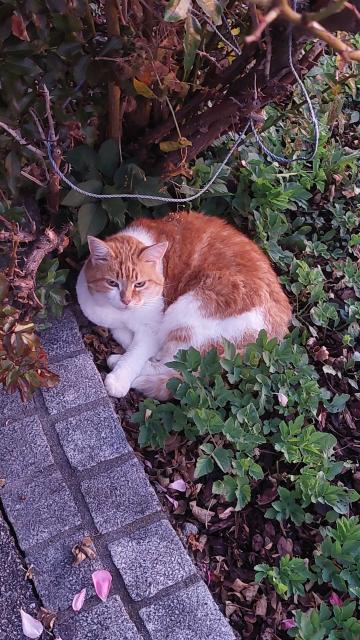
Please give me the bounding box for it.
[76,211,291,400]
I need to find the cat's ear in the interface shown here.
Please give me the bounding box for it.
[140,242,168,264]
[87,236,111,262]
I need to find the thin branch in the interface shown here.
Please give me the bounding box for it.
[0,230,36,243]
[0,121,45,158]
[41,84,56,143]
[245,7,281,43]
[41,84,62,214]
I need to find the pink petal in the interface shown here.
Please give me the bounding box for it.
[20,609,44,639]
[168,479,186,492]
[281,619,296,630]
[278,392,288,407]
[92,570,112,602]
[329,592,343,606]
[72,587,87,612]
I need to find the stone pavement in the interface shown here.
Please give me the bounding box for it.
[0,513,39,640]
[0,309,236,640]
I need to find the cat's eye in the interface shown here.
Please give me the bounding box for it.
[134,281,146,289]
[106,279,118,287]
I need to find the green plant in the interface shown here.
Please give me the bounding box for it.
[313,517,360,598]
[287,602,360,640]
[255,555,312,599]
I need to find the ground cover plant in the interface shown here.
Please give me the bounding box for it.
[104,48,359,640]
[0,1,359,638]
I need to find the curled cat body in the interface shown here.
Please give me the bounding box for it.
[76,211,291,400]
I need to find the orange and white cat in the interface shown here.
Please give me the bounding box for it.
[76,212,291,400]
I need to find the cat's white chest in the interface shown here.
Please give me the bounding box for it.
[76,267,163,332]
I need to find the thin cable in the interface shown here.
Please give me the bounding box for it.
[250,0,319,164]
[47,122,250,204]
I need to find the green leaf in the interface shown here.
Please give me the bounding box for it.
[98,139,120,179]
[183,15,201,78]
[212,447,233,472]
[324,394,350,414]
[194,455,214,478]
[195,0,222,24]
[61,180,103,207]
[164,0,191,22]
[78,203,108,244]
[101,185,127,225]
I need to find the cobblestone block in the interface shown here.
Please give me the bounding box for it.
[56,404,130,471]
[42,354,107,415]
[140,582,236,640]
[0,387,34,426]
[40,309,85,360]
[81,458,160,533]
[1,471,81,549]
[109,520,196,600]
[57,597,142,640]
[0,416,53,482]
[27,531,103,611]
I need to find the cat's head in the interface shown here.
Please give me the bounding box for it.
[84,234,168,310]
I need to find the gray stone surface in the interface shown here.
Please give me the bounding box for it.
[42,354,107,415]
[0,416,53,482]
[0,514,39,640]
[140,582,236,640]
[109,520,196,600]
[57,597,142,640]
[0,387,34,426]
[56,404,131,471]
[81,458,161,533]
[1,471,81,549]
[39,308,85,360]
[26,531,103,611]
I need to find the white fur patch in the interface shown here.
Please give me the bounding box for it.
[160,292,265,350]
[119,226,155,247]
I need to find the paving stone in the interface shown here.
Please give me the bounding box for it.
[140,582,236,640]
[81,458,161,533]
[0,416,53,482]
[40,308,85,360]
[42,354,107,415]
[1,471,81,549]
[109,520,196,600]
[0,387,34,426]
[26,530,103,611]
[57,596,142,640]
[0,514,39,640]
[56,404,131,471]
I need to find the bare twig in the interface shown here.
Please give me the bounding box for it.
[0,230,36,243]
[105,0,122,139]
[0,121,45,158]
[12,225,71,307]
[41,84,62,215]
[245,7,281,43]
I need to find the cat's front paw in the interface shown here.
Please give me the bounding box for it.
[107,354,124,370]
[104,372,130,398]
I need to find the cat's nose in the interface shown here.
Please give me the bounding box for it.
[120,295,131,306]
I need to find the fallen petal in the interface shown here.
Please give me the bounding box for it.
[278,392,288,407]
[72,588,86,612]
[20,609,44,639]
[168,479,186,492]
[92,570,112,602]
[281,618,296,630]
[329,592,343,606]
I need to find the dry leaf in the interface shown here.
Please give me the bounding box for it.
[72,536,97,566]
[25,565,34,580]
[255,594,267,617]
[11,13,30,41]
[133,78,157,99]
[0,478,6,488]
[231,578,248,592]
[160,138,192,152]
[243,584,259,602]
[190,501,215,525]
[38,608,56,631]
